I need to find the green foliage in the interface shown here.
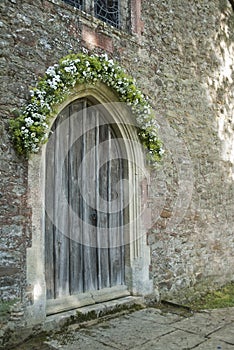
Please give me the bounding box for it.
[188,282,234,310]
[10,53,163,162]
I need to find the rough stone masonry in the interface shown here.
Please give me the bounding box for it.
[0,0,233,345]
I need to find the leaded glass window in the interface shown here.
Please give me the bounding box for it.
[61,0,120,28]
[94,1,119,28]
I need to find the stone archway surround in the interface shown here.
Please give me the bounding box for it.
[26,82,153,325]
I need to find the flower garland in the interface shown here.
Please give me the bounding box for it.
[10,53,163,162]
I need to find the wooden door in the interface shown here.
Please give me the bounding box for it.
[45,99,127,311]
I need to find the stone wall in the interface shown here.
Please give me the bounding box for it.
[0,0,233,319]
[140,0,234,301]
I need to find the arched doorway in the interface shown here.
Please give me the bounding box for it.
[44,98,130,314]
[26,83,153,322]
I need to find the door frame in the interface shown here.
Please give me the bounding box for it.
[26,82,153,324]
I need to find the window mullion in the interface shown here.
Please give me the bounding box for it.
[84,0,94,13]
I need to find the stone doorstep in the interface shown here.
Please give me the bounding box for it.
[43,296,145,333]
[46,285,131,315]
[0,296,144,350]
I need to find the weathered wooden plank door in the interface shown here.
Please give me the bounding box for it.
[45,99,127,312]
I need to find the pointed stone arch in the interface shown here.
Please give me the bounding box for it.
[26,82,153,323]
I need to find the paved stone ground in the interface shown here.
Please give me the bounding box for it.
[15,307,234,350]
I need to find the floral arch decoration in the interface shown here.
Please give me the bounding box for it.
[10,53,163,162]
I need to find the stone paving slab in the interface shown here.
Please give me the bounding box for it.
[127,307,185,324]
[209,323,234,345]
[208,308,234,321]
[47,334,117,350]
[133,329,205,350]
[194,339,234,350]
[174,311,227,336]
[84,321,174,349]
[14,307,234,350]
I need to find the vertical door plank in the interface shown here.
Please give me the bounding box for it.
[108,129,124,286]
[82,105,98,292]
[69,101,84,294]
[119,157,125,285]
[97,121,110,289]
[54,107,70,298]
